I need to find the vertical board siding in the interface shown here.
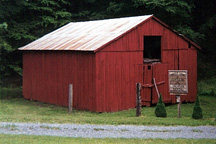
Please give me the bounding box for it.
[179,49,197,102]
[22,17,198,112]
[23,52,32,100]
[189,50,197,102]
[178,50,189,102]
[142,64,152,106]
[95,52,142,112]
[152,63,170,104]
[23,51,96,111]
[162,50,174,70]
[163,29,178,50]
[95,17,197,110]
[100,28,141,52]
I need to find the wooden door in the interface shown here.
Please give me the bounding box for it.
[151,63,170,104]
[142,64,153,106]
[141,63,170,106]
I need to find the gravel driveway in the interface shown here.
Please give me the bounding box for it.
[0,122,216,139]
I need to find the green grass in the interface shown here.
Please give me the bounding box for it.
[0,87,22,99]
[0,134,216,144]
[0,87,216,126]
[198,77,216,97]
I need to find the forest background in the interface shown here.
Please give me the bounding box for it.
[0,0,215,87]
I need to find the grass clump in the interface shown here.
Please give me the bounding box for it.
[191,129,203,133]
[155,94,167,118]
[142,129,181,133]
[40,125,60,130]
[93,128,105,131]
[0,124,18,131]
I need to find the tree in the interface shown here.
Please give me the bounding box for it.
[0,0,72,86]
[192,95,203,119]
[0,22,22,86]
[193,0,216,78]
[155,94,167,117]
[133,0,194,26]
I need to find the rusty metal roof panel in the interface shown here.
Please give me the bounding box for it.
[19,15,153,51]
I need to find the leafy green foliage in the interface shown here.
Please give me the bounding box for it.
[0,22,8,30]
[155,94,167,118]
[192,95,203,119]
[133,0,192,24]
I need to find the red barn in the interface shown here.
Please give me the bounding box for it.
[19,15,200,112]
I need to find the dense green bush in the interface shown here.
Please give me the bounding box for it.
[155,94,167,117]
[192,95,203,119]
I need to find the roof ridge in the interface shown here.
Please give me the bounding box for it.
[70,14,154,24]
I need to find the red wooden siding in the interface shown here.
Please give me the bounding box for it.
[152,63,170,104]
[22,16,198,112]
[137,63,169,106]
[98,19,197,107]
[95,51,142,112]
[100,28,141,52]
[23,51,96,111]
[96,17,198,109]
[142,64,153,106]
[179,49,197,102]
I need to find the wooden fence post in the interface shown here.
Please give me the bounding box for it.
[136,83,141,117]
[176,95,181,118]
[68,84,73,113]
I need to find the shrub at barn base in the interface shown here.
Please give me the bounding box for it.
[155,94,167,118]
[192,95,203,119]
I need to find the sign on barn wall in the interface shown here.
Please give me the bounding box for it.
[168,70,188,95]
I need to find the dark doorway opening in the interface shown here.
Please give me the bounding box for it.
[144,36,161,63]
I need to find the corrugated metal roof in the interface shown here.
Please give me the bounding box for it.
[19,14,201,51]
[19,15,153,51]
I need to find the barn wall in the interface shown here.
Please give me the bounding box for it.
[100,27,142,52]
[22,17,198,112]
[96,18,197,111]
[142,19,197,103]
[100,19,190,52]
[95,51,141,112]
[179,49,197,102]
[23,51,96,111]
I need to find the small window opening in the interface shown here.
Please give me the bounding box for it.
[148,65,151,70]
[144,36,161,63]
[188,42,191,48]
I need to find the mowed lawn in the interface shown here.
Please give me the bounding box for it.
[0,87,215,126]
[1,134,216,144]
[0,81,216,144]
